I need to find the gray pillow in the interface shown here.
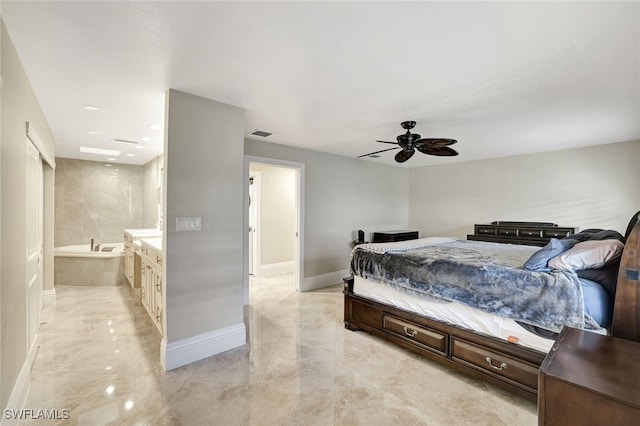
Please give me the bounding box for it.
[523,238,578,272]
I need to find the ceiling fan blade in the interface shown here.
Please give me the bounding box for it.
[417,146,459,157]
[375,140,399,145]
[357,146,400,158]
[415,138,457,148]
[394,149,415,163]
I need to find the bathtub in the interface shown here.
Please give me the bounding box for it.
[54,243,125,286]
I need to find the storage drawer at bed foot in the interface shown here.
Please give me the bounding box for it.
[348,298,382,329]
[382,314,447,355]
[451,337,539,391]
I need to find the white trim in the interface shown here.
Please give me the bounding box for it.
[258,261,294,277]
[302,269,350,292]
[1,353,33,426]
[161,323,246,371]
[42,288,56,308]
[249,171,261,277]
[25,121,55,168]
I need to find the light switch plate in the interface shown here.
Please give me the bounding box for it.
[176,217,201,232]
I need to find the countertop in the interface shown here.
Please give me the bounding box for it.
[124,228,163,238]
[140,237,162,253]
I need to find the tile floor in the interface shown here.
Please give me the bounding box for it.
[25,275,537,425]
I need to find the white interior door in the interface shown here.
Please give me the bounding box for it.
[26,139,43,354]
[248,177,255,275]
[248,174,259,276]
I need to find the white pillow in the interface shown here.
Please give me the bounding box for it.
[548,239,624,271]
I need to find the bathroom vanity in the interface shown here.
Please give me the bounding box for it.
[124,229,164,335]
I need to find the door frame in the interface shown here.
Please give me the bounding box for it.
[243,155,305,304]
[25,123,55,364]
[25,137,44,360]
[248,171,261,276]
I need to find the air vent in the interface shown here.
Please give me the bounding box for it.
[249,130,273,138]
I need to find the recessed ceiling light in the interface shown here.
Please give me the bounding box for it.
[140,136,152,142]
[126,153,135,157]
[83,105,104,112]
[80,146,120,156]
[104,164,113,167]
[112,138,138,145]
[149,124,162,131]
[134,145,144,150]
[87,131,102,135]
[107,157,117,161]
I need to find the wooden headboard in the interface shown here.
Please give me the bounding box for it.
[612,212,640,342]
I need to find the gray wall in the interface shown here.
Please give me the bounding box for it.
[245,140,410,277]
[164,90,245,343]
[54,158,144,247]
[250,163,296,265]
[409,140,640,238]
[1,20,56,411]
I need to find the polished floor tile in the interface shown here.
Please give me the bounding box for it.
[25,275,537,425]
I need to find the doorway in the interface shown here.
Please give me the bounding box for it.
[243,156,305,304]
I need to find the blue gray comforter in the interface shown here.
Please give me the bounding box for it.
[350,239,603,333]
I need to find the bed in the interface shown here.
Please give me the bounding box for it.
[343,212,640,401]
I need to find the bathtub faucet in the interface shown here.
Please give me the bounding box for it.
[94,243,101,252]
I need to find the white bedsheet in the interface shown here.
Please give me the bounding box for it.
[354,276,555,353]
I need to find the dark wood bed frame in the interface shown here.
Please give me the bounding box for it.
[344,215,640,402]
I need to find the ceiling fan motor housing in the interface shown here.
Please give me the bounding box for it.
[396,131,420,149]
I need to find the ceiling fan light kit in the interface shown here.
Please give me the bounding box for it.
[358,121,458,163]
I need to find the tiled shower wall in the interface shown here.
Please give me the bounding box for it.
[54,158,144,247]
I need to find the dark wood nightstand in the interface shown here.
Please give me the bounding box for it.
[538,327,640,425]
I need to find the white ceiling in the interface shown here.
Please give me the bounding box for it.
[3,1,639,167]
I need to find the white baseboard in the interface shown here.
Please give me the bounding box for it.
[161,323,246,371]
[42,288,56,308]
[302,269,349,292]
[258,261,294,277]
[1,350,34,426]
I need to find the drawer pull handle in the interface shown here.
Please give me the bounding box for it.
[404,326,418,337]
[485,357,507,371]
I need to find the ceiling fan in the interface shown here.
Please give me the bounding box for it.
[358,121,458,163]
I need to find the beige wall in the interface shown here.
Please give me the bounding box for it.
[164,90,245,346]
[245,140,410,276]
[409,140,640,238]
[250,163,296,265]
[1,20,55,410]
[143,155,163,229]
[54,158,144,247]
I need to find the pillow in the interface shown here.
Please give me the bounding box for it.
[577,262,620,299]
[564,229,625,243]
[548,239,624,271]
[523,238,578,272]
